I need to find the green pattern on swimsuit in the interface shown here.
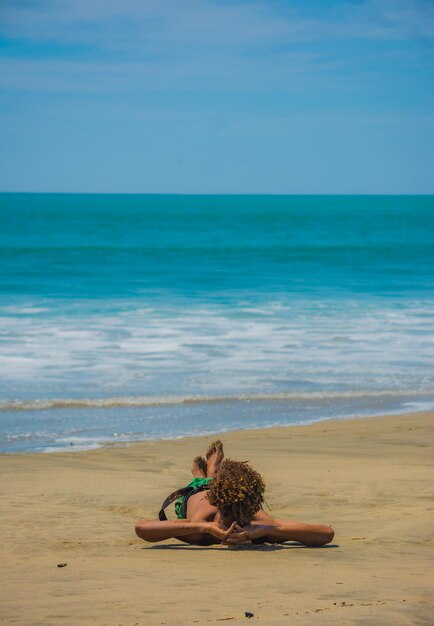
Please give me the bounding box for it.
[175,477,213,519]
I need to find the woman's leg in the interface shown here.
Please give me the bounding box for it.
[190,440,225,478]
[206,440,224,477]
[191,456,207,478]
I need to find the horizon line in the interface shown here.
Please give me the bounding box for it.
[1,191,433,197]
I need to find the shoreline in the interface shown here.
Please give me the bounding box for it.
[3,388,433,411]
[1,410,433,625]
[3,399,434,454]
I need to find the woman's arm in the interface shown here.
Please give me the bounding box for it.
[135,519,236,544]
[227,520,334,546]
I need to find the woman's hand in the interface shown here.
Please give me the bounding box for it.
[223,524,272,544]
[204,521,238,542]
[202,521,272,545]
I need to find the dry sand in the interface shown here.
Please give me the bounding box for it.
[1,411,433,625]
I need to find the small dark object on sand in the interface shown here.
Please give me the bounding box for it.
[245,612,254,618]
[57,563,67,568]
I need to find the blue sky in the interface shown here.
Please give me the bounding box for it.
[0,0,433,193]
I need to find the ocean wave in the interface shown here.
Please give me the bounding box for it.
[2,389,434,412]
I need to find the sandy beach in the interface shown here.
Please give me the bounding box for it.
[1,411,433,625]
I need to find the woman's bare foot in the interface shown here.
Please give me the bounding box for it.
[191,456,207,478]
[206,440,224,477]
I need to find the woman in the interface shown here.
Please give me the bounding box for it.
[135,440,334,547]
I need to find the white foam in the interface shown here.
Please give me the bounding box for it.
[0,297,433,402]
[38,443,103,453]
[1,388,434,412]
[0,305,48,315]
[402,400,434,412]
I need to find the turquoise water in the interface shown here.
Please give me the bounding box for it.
[1,194,433,452]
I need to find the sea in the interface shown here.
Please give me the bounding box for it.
[1,193,433,453]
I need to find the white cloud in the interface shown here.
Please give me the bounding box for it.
[0,1,432,96]
[1,0,433,52]
[0,50,334,94]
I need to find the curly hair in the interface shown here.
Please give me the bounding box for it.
[208,459,265,526]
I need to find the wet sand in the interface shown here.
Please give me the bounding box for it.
[1,411,433,625]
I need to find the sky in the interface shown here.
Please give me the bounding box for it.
[0,0,433,194]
